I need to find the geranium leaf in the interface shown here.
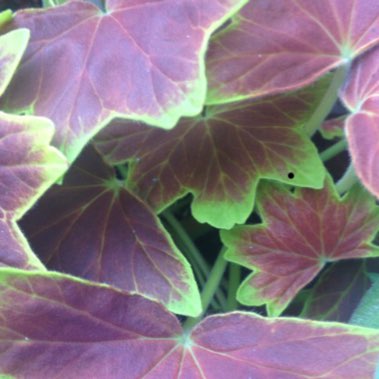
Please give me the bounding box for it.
[221,176,379,316]
[20,146,201,317]
[0,112,67,269]
[95,77,328,229]
[300,260,371,322]
[0,0,247,162]
[1,268,379,378]
[0,28,29,97]
[206,0,379,104]
[340,45,379,199]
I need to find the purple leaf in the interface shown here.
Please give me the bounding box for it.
[206,0,379,104]
[0,112,67,269]
[340,45,379,199]
[1,268,379,378]
[0,0,246,162]
[301,260,372,322]
[221,176,379,316]
[95,78,328,229]
[20,146,201,316]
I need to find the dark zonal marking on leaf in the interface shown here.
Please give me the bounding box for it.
[20,146,201,317]
[206,0,379,104]
[1,269,379,378]
[0,0,248,162]
[95,77,329,229]
[221,176,379,316]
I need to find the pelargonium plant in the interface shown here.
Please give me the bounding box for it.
[1,0,379,377]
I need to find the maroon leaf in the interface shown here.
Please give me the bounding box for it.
[0,0,246,161]
[0,112,67,269]
[95,78,328,229]
[1,268,379,378]
[20,146,201,316]
[0,220,38,269]
[221,176,379,316]
[206,0,379,104]
[300,260,372,322]
[340,45,379,199]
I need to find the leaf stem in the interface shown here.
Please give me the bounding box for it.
[335,163,358,194]
[226,263,241,311]
[183,247,228,331]
[320,139,348,162]
[162,210,227,309]
[304,63,350,137]
[163,210,210,280]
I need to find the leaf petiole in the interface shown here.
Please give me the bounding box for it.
[226,263,241,311]
[304,63,350,136]
[183,247,228,331]
[320,139,348,162]
[335,163,358,194]
[162,210,227,310]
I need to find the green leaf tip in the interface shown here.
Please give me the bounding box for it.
[0,28,30,97]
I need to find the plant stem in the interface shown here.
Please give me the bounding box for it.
[320,139,348,162]
[226,263,241,312]
[304,64,350,137]
[335,163,358,194]
[183,247,228,331]
[162,210,227,309]
[163,210,210,280]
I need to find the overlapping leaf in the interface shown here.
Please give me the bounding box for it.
[0,29,67,269]
[0,113,67,269]
[300,260,371,322]
[20,146,201,316]
[206,0,379,104]
[0,0,246,162]
[340,45,379,199]
[221,176,379,316]
[95,78,329,229]
[0,268,379,378]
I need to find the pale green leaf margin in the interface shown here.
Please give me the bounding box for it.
[0,27,30,97]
